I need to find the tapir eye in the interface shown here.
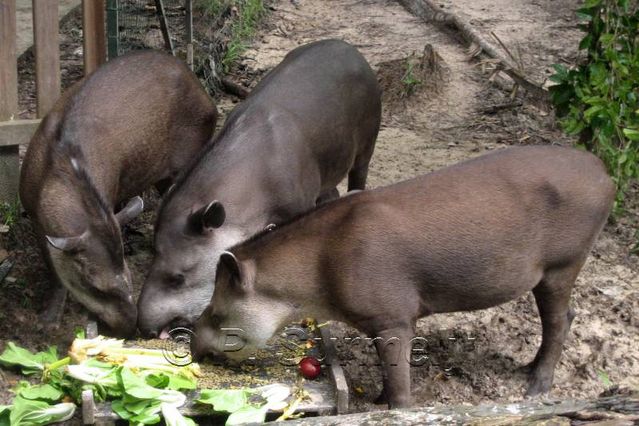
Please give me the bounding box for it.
[169,274,185,287]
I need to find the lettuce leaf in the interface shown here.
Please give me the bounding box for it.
[196,389,250,413]
[0,405,10,426]
[161,403,196,426]
[225,405,269,425]
[0,343,58,375]
[14,382,64,403]
[8,396,75,426]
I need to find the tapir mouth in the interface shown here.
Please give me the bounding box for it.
[159,318,193,340]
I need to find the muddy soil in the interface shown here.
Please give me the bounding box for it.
[1,0,637,418]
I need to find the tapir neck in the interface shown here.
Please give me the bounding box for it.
[248,204,352,325]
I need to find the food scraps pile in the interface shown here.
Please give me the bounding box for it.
[0,333,317,425]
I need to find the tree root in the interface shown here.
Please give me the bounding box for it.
[398,0,550,103]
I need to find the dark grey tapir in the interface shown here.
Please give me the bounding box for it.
[191,146,615,408]
[137,39,382,337]
[20,50,217,337]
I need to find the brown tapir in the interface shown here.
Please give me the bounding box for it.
[191,146,615,408]
[137,39,382,337]
[20,50,217,337]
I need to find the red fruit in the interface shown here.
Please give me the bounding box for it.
[299,356,321,379]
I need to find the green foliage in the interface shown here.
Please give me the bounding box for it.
[0,340,294,425]
[196,0,231,16]
[222,0,266,72]
[597,368,613,387]
[0,200,20,228]
[8,397,75,426]
[550,0,639,211]
[0,342,59,376]
[401,60,423,97]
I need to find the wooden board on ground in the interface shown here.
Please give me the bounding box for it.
[82,320,349,424]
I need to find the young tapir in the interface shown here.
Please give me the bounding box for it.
[137,39,382,337]
[191,146,615,408]
[20,50,217,337]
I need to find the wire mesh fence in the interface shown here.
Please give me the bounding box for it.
[110,0,189,58]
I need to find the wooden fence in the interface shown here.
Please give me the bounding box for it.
[0,0,106,203]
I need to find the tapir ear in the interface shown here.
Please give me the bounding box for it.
[115,196,144,225]
[189,201,226,234]
[220,251,241,280]
[46,230,89,252]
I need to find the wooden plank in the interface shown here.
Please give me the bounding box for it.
[33,0,61,118]
[0,0,19,203]
[154,0,174,55]
[0,0,18,120]
[0,119,41,146]
[81,389,96,425]
[284,391,639,425]
[320,325,349,414]
[82,0,106,75]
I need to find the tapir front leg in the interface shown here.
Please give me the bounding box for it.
[374,325,415,408]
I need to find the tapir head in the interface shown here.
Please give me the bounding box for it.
[45,196,143,337]
[137,200,244,337]
[191,251,294,362]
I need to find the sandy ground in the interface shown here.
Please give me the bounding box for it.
[15,0,81,56]
[0,0,637,420]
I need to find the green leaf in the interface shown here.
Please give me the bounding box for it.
[145,372,196,391]
[622,128,639,141]
[110,399,132,420]
[0,343,59,375]
[118,368,166,400]
[583,0,602,7]
[0,405,10,426]
[225,405,268,425]
[161,403,196,426]
[597,369,613,387]
[9,396,75,426]
[197,389,250,413]
[16,383,64,403]
[145,373,170,389]
[579,33,593,50]
[584,104,605,121]
[74,327,86,339]
[551,63,569,80]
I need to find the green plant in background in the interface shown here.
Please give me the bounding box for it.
[222,0,266,71]
[401,60,423,97]
[549,0,639,213]
[197,0,232,16]
[0,200,21,229]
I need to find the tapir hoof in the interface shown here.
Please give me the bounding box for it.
[525,372,553,397]
[373,388,387,405]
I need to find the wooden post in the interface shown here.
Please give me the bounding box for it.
[185,0,193,69]
[106,0,118,60]
[33,0,60,118]
[0,0,19,203]
[82,0,106,75]
[154,0,174,55]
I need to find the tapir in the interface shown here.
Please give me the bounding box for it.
[20,50,217,337]
[191,146,615,408]
[137,39,382,337]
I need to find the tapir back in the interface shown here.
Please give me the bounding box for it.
[331,146,615,315]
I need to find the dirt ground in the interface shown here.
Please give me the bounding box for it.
[1,0,638,419]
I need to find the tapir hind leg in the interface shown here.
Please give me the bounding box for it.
[348,125,377,191]
[526,261,583,396]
